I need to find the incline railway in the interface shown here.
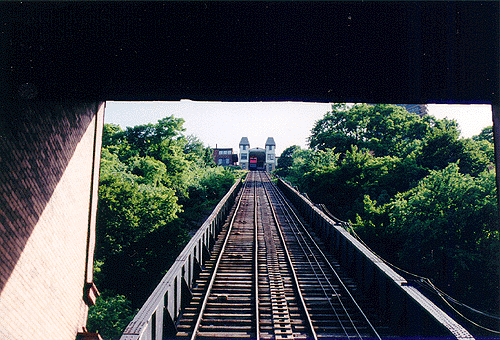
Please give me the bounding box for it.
[121,171,474,340]
[175,171,381,339]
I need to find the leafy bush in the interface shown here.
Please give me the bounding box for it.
[91,118,241,336]
[87,293,137,340]
[280,103,499,320]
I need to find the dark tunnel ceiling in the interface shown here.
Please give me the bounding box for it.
[2,2,499,104]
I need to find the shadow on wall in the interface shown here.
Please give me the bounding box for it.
[0,101,97,295]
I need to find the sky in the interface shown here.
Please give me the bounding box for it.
[104,101,493,157]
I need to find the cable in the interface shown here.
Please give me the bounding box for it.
[321,206,500,334]
[269,179,381,339]
[284,182,500,335]
[347,223,500,322]
[267,184,353,338]
[416,279,500,321]
[426,279,500,335]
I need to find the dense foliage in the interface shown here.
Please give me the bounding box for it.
[88,117,241,339]
[276,104,498,333]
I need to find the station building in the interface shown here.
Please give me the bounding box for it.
[239,137,277,171]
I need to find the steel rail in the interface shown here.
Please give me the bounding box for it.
[265,177,358,338]
[256,172,295,339]
[260,174,351,338]
[267,176,382,340]
[253,172,260,340]
[272,188,372,338]
[189,173,253,340]
[259,172,319,340]
[277,200,357,338]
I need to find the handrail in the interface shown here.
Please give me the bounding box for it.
[120,177,243,340]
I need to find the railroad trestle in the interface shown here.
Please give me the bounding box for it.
[121,173,474,340]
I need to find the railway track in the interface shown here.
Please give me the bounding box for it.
[176,172,381,339]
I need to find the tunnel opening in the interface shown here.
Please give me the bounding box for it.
[248,148,266,171]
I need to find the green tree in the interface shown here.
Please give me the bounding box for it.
[94,114,241,313]
[87,293,137,340]
[102,123,124,148]
[122,116,185,157]
[364,104,429,157]
[417,127,463,171]
[184,135,215,167]
[304,146,370,218]
[128,155,167,187]
[99,148,129,179]
[473,125,493,143]
[95,175,180,261]
[150,138,192,196]
[418,126,493,176]
[300,147,425,221]
[387,164,498,308]
[353,196,395,261]
[101,124,136,161]
[122,123,157,157]
[284,148,339,189]
[275,145,301,177]
[459,138,494,176]
[283,103,499,324]
[309,103,432,158]
[309,103,367,154]
[154,116,186,143]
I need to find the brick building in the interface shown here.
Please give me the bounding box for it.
[212,148,237,166]
[0,102,104,340]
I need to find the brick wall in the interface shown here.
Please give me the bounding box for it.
[0,102,104,339]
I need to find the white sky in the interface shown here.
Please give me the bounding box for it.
[104,101,493,157]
